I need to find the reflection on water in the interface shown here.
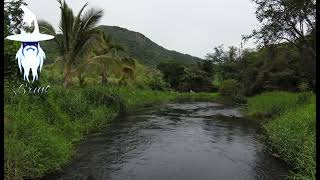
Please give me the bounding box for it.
[42,102,290,180]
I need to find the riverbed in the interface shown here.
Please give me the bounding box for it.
[42,102,290,180]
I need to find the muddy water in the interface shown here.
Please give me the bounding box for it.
[42,102,290,180]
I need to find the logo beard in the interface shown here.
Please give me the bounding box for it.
[16,43,46,83]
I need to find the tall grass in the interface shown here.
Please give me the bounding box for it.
[246,91,316,179]
[4,86,118,179]
[4,84,218,180]
[264,103,316,179]
[246,91,299,117]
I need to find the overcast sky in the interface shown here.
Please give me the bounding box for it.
[26,0,259,58]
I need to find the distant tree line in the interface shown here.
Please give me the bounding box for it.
[206,0,316,96]
[156,60,216,92]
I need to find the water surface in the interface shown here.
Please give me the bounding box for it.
[42,102,290,180]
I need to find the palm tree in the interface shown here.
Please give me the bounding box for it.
[39,0,103,87]
[81,32,136,85]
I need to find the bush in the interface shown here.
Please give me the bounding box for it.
[296,91,313,105]
[145,69,170,91]
[219,79,242,97]
[298,82,311,92]
[232,94,247,104]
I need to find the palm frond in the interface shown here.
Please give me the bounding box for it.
[121,57,136,68]
[58,0,75,51]
[74,30,101,61]
[38,20,65,55]
[70,2,88,50]
[38,20,56,35]
[81,8,104,31]
[83,55,123,76]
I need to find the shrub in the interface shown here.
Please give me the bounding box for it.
[296,91,313,105]
[219,79,242,97]
[145,69,170,91]
[298,82,311,92]
[232,94,247,104]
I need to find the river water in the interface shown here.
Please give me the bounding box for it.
[42,102,290,180]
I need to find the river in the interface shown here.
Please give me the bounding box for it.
[42,102,290,180]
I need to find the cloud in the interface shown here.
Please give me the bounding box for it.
[26,0,258,58]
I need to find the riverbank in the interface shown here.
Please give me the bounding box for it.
[4,85,219,180]
[5,86,315,180]
[245,91,316,180]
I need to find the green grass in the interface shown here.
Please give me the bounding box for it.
[246,91,299,118]
[4,84,218,180]
[245,91,316,179]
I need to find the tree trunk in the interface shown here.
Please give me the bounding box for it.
[101,70,108,84]
[78,74,85,86]
[63,65,72,88]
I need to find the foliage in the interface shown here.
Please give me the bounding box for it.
[246,92,316,179]
[206,42,316,95]
[39,0,104,87]
[157,61,186,90]
[176,66,216,92]
[4,84,186,180]
[206,0,316,96]
[4,0,27,83]
[297,82,311,92]
[145,69,170,91]
[157,61,217,92]
[245,92,316,180]
[264,103,316,180]
[245,0,316,58]
[4,0,27,35]
[218,79,241,97]
[196,60,215,78]
[100,25,202,66]
[246,91,300,118]
[218,79,246,104]
[85,32,125,84]
[296,91,313,106]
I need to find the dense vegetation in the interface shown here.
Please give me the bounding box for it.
[100,25,203,66]
[205,42,315,96]
[41,25,204,67]
[5,84,185,179]
[156,60,216,92]
[246,91,316,179]
[4,0,316,179]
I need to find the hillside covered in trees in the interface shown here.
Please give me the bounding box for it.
[99,25,203,66]
[39,25,203,67]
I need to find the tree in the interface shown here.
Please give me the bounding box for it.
[4,0,27,84]
[80,31,137,86]
[244,0,316,58]
[157,62,186,90]
[197,60,214,78]
[227,46,238,62]
[205,45,226,64]
[39,0,103,87]
[157,62,216,92]
[4,0,27,35]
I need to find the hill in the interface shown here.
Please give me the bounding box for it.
[99,25,203,66]
[41,25,203,66]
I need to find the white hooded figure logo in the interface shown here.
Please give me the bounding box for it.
[6,5,54,83]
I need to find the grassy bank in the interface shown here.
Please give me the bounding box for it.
[245,91,316,179]
[4,85,218,180]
